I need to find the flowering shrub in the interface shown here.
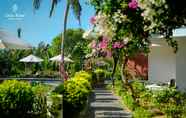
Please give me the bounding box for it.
[128,0,138,10]
[98,36,109,49]
[74,71,93,84]
[87,0,186,59]
[54,71,92,118]
[89,0,150,54]
[90,16,96,25]
[86,0,152,84]
[112,41,124,49]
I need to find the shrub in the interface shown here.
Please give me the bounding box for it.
[111,79,186,117]
[0,80,48,118]
[152,88,184,105]
[114,78,126,96]
[0,80,34,117]
[133,107,152,118]
[130,81,146,94]
[122,92,137,110]
[152,88,186,117]
[94,68,106,83]
[53,84,64,94]
[129,81,147,104]
[74,71,92,83]
[32,84,48,115]
[54,71,92,118]
[163,104,184,118]
[63,77,92,118]
[48,93,63,118]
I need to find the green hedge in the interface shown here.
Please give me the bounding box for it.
[54,71,92,118]
[0,80,48,118]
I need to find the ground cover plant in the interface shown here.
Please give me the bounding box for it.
[108,78,186,118]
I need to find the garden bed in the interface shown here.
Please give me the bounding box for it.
[107,79,186,118]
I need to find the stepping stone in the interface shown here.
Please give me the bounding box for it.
[89,87,132,118]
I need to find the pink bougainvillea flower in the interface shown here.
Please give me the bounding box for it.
[98,36,109,49]
[90,16,96,25]
[128,0,138,10]
[112,41,124,49]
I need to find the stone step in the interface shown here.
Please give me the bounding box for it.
[95,110,131,116]
[91,103,124,111]
[95,95,118,101]
[94,89,111,93]
[95,92,113,96]
[96,114,132,118]
[90,87,132,118]
[95,99,116,103]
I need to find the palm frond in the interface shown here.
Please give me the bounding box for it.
[33,0,42,10]
[69,0,82,23]
[49,0,61,17]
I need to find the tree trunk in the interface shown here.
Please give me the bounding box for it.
[111,58,118,87]
[121,56,128,84]
[60,2,70,81]
[121,56,137,104]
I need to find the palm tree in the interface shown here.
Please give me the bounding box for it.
[33,0,81,80]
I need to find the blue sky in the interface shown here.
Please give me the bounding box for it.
[0,0,95,46]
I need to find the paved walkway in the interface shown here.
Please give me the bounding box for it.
[89,87,132,118]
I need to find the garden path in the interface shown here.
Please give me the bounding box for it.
[89,87,132,118]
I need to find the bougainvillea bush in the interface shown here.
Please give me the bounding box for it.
[85,0,151,83]
[88,0,186,52]
[85,0,186,84]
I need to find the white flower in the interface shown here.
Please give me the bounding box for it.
[83,29,93,39]
[123,37,130,44]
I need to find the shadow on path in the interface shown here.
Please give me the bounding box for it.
[88,87,132,118]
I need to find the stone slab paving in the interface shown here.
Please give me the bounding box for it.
[89,87,132,118]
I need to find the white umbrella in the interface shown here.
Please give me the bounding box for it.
[0,29,31,49]
[50,55,74,63]
[20,54,43,63]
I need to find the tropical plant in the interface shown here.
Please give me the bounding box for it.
[49,29,90,76]
[74,71,92,82]
[0,80,48,118]
[54,71,92,118]
[33,0,82,80]
[48,93,63,118]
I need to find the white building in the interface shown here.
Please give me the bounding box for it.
[148,28,186,91]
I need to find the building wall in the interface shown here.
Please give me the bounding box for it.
[148,41,176,83]
[127,53,148,80]
[176,40,186,91]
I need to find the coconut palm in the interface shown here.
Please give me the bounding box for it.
[32,0,81,80]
